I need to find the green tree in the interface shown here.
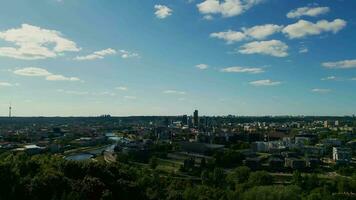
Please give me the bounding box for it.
[149,156,158,169]
[247,171,273,186]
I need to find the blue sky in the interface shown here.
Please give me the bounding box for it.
[0,0,355,116]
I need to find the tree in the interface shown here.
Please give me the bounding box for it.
[242,185,301,200]
[149,156,158,169]
[227,166,251,187]
[292,170,303,187]
[247,171,273,186]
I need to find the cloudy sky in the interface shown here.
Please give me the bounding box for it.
[0,0,356,116]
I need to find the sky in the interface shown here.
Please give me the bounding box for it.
[0,0,356,117]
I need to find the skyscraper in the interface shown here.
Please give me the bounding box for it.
[182,115,188,125]
[193,110,199,127]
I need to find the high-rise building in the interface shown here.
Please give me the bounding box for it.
[193,110,199,127]
[182,115,188,125]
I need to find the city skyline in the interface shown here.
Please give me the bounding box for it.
[1,0,356,116]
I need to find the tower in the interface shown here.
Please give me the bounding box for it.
[9,103,12,118]
[193,110,199,127]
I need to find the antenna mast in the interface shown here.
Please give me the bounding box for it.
[9,102,12,118]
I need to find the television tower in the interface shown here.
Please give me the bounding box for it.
[9,103,12,118]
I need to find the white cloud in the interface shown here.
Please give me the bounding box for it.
[196,64,209,70]
[14,67,80,82]
[210,30,246,44]
[57,89,117,96]
[118,49,139,59]
[322,59,356,69]
[242,24,283,40]
[57,89,89,95]
[287,6,330,19]
[311,88,331,94]
[124,96,137,100]
[75,48,116,61]
[321,76,336,81]
[210,24,282,44]
[351,77,356,81]
[203,15,214,20]
[13,67,51,77]
[163,90,186,95]
[249,79,281,86]
[0,24,79,60]
[154,5,173,19]
[197,0,262,18]
[282,19,346,39]
[0,82,13,87]
[221,66,264,74]
[116,86,128,91]
[46,75,80,81]
[93,91,117,97]
[299,46,308,53]
[238,40,288,57]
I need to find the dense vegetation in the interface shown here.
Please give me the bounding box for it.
[0,152,355,200]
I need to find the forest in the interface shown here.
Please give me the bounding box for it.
[0,152,355,200]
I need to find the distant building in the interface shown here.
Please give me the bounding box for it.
[193,110,199,127]
[332,147,352,164]
[335,120,339,127]
[295,134,317,145]
[182,115,188,125]
[306,157,321,168]
[285,157,306,170]
[324,121,328,128]
[322,138,342,147]
[251,141,269,152]
[24,144,44,155]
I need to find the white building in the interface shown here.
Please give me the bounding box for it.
[332,147,351,163]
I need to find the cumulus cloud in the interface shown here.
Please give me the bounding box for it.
[322,59,356,69]
[57,89,89,95]
[299,46,309,53]
[0,82,13,87]
[116,86,128,91]
[163,90,186,95]
[210,24,282,44]
[196,64,209,70]
[57,89,117,96]
[154,5,173,19]
[75,48,138,60]
[197,0,262,18]
[75,48,116,61]
[210,30,247,44]
[238,40,288,57]
[242,24,283,40]
[118,49,139,58]
[311,88,331,94]
[287,6,330,19]
[321,76,337,81]
[282,19,346,39]
[46,75,80,81]
[221,66,264,74]
[249,79,281,86]
[0,24,80,60]
[203,15,214,20]
[13,67,80,82]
